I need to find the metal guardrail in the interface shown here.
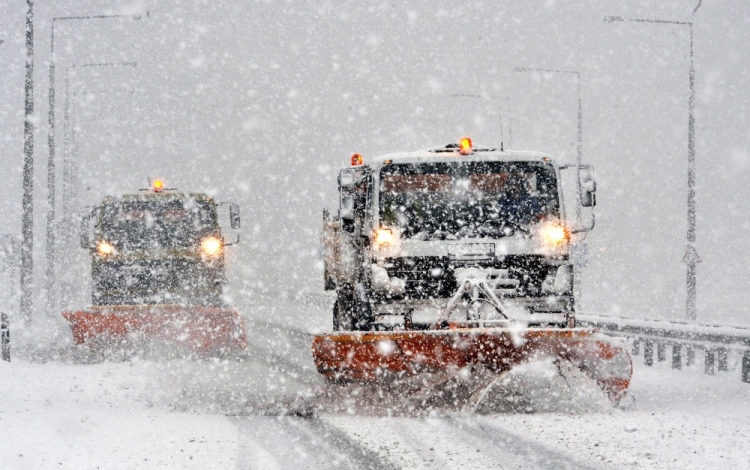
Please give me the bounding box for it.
[578,314,750,383]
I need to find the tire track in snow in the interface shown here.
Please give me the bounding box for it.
[231,415,397,470]
[239,304,606,469]
[445,417,607,470]
[325,416,607,470]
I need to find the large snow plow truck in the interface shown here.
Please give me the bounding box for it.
[314,139,631,404]
[62,180,247,354]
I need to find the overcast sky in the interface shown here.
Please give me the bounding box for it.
[0,0,748,323]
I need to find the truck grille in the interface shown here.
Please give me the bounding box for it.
[382,255,555,299]
[93,258,220,291]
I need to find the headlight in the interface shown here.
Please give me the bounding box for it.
[373,228,396,247]
[372,227,401,257]
[96,241,115,255]
[538,222,569,248]
[201,237,223,256]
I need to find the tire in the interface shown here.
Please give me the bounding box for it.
[353,282,373,331]
[332,301,340,331]
[324,266,336,291]
[334,287,355,331]
[563,294,575,328]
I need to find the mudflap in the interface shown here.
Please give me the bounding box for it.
[311,327,632,405]
[62,305,248,354]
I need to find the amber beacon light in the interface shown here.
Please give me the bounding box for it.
[459,137,473,155]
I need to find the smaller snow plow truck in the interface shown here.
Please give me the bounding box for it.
[314,139,631,405]
[62,180,247,354]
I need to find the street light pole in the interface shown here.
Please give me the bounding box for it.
[513,67,583,222]
[604,16,699,320]
[45,13,143,317]
[514,67,585,308]
[62,61,137,203]
[55,62,138,311]
[20,0,35,325]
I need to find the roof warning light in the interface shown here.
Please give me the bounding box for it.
[153,179,164,192]
[351,154,363,166]
[459,137,472,155]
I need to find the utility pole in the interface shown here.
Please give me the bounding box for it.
[20,0,35,325]
[604,16,700,320]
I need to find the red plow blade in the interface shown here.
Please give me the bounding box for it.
[312,327,632,404]
[62,305,248,353]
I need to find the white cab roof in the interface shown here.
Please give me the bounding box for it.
[363,143,554,170]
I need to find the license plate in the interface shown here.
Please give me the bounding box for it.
[447,243,495,259]
[122,265,147,274]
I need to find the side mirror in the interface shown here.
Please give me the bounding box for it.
[561,164,596,234]
[340,194,355,233]
[338,172,355,187]
[579,166,596,207]
[79,207,98,249]
[229,203,241,229]
[337,167,371,234]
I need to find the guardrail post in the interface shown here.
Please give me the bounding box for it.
[632,338,640,356]
[686,346,695,366]
[657,342,666,362]
[644,340,653,366]
[1,313,9,362]
[743,351,750,383]
[672,344,681,370]
[705,350,715,375]
[718,348,728,372]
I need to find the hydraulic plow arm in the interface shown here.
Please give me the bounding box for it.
[434,278,509,327]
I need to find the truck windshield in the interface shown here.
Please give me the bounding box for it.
[380,161,559,240]
[100,199,216,249]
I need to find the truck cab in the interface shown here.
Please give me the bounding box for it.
[80,180,241,307]
[323,139,596,331]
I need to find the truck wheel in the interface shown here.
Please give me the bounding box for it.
[564,297,575,328]
[324,267,336,291]
[332,302,341,330]
[353,282,374,331]
[92,289,112,306]
[334,288,355,331]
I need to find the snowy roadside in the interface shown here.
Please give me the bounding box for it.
[1,291,749,470]
[478,362,750,469]
[0,359,239,469]
[2,349,749,469]
[319,363,750,470]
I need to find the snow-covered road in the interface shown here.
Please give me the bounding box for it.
[1,295,748,469]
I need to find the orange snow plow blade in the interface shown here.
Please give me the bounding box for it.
[62,305,248,353]
[312,326,631,403]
